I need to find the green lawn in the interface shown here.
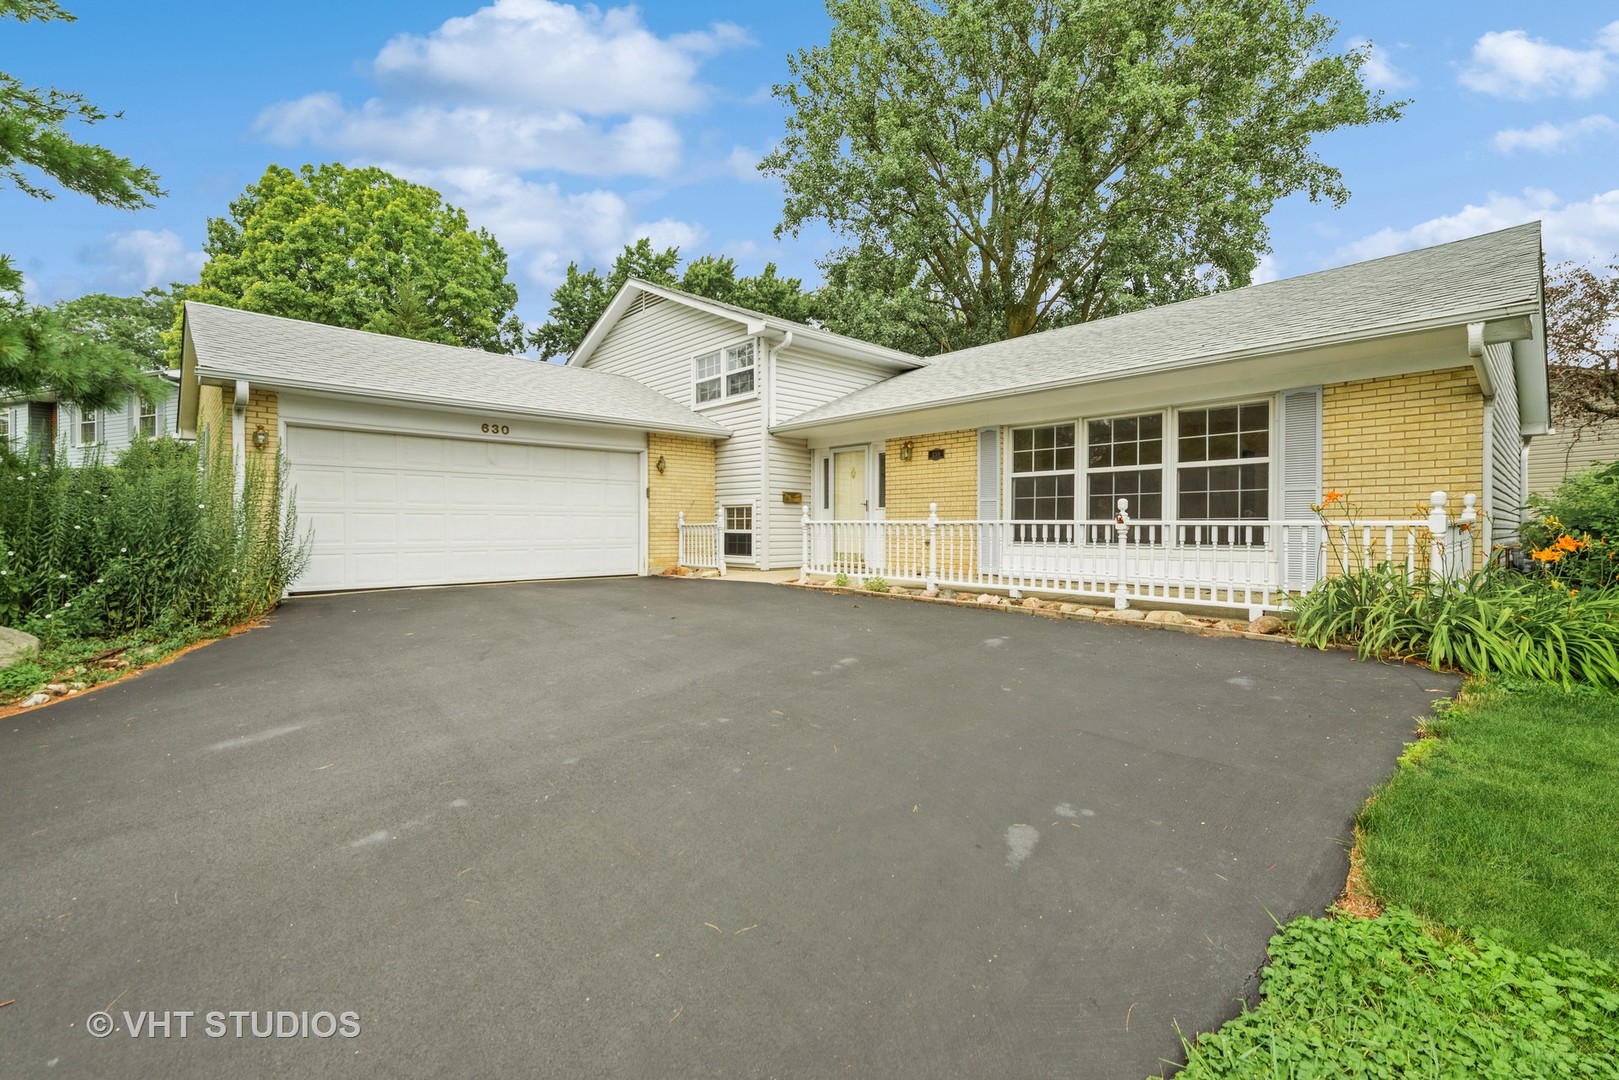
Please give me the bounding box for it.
[1359,681,1619,964]
[1174,681,1619,1078]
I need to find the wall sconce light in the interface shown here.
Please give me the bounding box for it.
[655,454,667,474]
[899,440,914,462]
[252,425,269,449]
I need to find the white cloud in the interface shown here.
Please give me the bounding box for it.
[1251,253,1281,284]
[1458,26,1616,99]
[724,144,767,183]
[371,0,749,115]
[1493,113,1618,153]
[78,230,204,293]
[384,166,706,290]
[256,96,682,177]
[1338,188,1619,265]
[1350,38,1414,91]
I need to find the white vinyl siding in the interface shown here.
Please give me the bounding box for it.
[773,350,896,426]
[1528,420,1619,496]
[581,301,748,402]
[1483,342,1523,547]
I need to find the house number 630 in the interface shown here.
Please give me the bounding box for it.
[480,422,510,435]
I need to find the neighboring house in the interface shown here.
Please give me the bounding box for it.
[1526,419,1619,497]
[176,222,1551,613]
[1,379,179,464]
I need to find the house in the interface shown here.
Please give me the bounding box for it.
[1527,419,1619,496]
[1,380,180,465]
[175,222,1550,613]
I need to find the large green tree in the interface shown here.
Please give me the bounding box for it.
[185,163,524,355]
[762,0,1405,351]
[529,239,813,358]
[1,0,166,405]
[54,286,181,368]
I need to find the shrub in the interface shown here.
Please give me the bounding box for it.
[1522,461,1619,591]
[831,572,850,587]
[0,435,308,643]
[1180,909,1619,1077]
[1291,566,1619,689]
[863,576,889,592]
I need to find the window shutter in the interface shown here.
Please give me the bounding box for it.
[1279,387,1322,589]
[977,428,1000,520]
[977,427,1001,573]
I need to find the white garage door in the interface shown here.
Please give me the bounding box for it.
[287,426,641,591]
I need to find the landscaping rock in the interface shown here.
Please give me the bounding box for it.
[0,625,40,669]
[1104,609,1147,621]
[976,593,999,605]
[1144,610,1190,625]
[1019,597,1043,609]
[939,589,957,600]
[922,587,940,599]
[1247,615,1286,635]
[45,682,70,696]
[21,692,50,708]
[697,569,721,579]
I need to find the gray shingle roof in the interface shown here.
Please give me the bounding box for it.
[776,223,1544,432]
[184,302,729,438]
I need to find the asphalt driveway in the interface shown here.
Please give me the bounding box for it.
[1,579,1454,1078]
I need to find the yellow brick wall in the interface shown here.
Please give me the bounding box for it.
[883,429,983,521]
[1322,367,1484,571]
[198,384,224,449]
[648,432,717,569]
[244,388,279,459]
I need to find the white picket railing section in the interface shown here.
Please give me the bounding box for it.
[676,511,725,575]
[800,492,1479,619]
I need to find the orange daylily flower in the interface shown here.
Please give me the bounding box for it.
[1323,489,1344,504]
[1554,534,1587,552]
[1530,546,1563,563]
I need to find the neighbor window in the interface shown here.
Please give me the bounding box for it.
[0,412,9,444]
[1086,413,1163,520]
[136,399,158,438]
[693,341,756,405]
[723,505,753,558]
[1176,402,1269,522]
[1011,424,1075,540]
[78,408,100,446]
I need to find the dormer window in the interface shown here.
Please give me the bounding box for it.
[693,341,755,405]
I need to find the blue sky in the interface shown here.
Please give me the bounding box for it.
[6,1,1618,344]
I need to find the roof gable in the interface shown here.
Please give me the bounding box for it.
[568,279,927,372]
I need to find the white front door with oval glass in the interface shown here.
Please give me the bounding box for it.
[829,446,883,572]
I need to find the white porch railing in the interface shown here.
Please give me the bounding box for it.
[799,492,1478,619]
[676,511,726,575]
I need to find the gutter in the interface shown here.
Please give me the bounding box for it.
[194,367,732,440]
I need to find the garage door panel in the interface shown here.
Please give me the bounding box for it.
[287,425,640,591]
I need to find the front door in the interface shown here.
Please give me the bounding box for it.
[831,446,883,570]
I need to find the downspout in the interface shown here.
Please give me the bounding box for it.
[1468,324,1496,557]
[760,330,794,570]
[232,379,249,498]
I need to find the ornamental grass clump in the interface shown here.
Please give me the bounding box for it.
[0,434,307,644]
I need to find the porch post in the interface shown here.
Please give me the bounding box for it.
[678,511,686,568]
[1426,491,1448,581]
[715,502,727,577]
[926,502,939,591]
[801,507,810,575]
[1113,498,1131,610]
[1457,493,1478,576]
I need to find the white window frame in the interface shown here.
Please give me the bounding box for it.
[78,407,101,447]
[136,398,159,438]
[0,410,9,444]
[722,504,754,561]
[1009,422,1077,542]
[692,339,757,408]
[1084,410,1167,523]
[1173,399,1272,526]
